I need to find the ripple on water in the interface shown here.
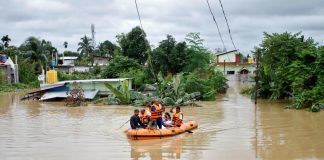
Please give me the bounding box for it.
[1,82,324,160]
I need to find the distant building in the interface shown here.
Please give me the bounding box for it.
[58,56,79,66]
[0,54,19,84]
[93,56,109,66]
[216,50,239,65]
[215,50,256,82]
[54,56,90,73]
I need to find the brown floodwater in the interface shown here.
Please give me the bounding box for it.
[1,81,324,160]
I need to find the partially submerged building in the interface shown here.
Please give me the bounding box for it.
[0,54,18,84]
[23,78,132,101]
[215,50,256,82]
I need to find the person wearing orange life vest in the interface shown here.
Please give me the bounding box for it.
[149,100,164,129]
[139,109,150,128]
[172,106,183,127]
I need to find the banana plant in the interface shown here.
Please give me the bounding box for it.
[104,80,130,104]
[157,72,200,106]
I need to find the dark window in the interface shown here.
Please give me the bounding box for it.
[227,71,235,74]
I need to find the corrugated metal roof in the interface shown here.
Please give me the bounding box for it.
[58,56,79,60]
[58,78,132,84]
[40,89,99,101]
[39,78,131,89]
[216,49,238,55]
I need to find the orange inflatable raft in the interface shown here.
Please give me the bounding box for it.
[127,121,198,140]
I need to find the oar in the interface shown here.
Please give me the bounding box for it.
[185,130,193,133]
[118,119,130,129]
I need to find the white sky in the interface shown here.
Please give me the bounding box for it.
[1,0,323,55]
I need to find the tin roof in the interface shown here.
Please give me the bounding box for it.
[40,89,99,101]
[216,49,238,56]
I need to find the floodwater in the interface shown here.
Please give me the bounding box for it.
[1,81,324,160]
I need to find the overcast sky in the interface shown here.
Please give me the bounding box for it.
[1,0,323,55]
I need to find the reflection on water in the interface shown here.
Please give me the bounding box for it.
[255,100,324,160]
[0,81,324,160]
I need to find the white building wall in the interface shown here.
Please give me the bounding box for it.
[218,52,236,63]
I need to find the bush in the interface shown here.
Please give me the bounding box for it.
[0,70,6,85]
[0,83,32,92]
[118,68,146,90]
[101,55,142,78]
[57,70,96,81]
[18,59,38,84]
[254,32,324,110]
[183,70,227,101]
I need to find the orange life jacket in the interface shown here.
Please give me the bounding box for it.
[172,112,183,127]
[139,111,149,124]
[149,104,162,119]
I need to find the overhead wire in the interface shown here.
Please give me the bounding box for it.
[206,0,226,51]
[134,0,144,30]
[133,0,146,42]
[218,0,237,51]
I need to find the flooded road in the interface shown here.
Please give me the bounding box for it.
[1,81,324,160]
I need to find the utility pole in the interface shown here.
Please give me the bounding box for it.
[254,49,260,104]
[223,60,226,75]
[91,24,96,48]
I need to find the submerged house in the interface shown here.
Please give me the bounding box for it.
[0,54,19,84]
[215,50,256,82]
[24,78,132,101]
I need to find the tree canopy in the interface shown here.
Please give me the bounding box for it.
[101,55,142,78]
[152,34,190,75]
[117,26,150,64]
[96,40,120,59]
[256,32,324,110]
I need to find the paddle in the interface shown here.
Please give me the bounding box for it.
[118,119,130,129]
[185,130,193,133]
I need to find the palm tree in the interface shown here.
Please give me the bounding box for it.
[77,35,94,65]
[1,35,11,48]
[19,37,54,68]
[63,41,68,49]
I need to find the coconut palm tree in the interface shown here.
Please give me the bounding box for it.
[19,36,55,68]
[63,41,68,49]
[77,35,94,65]
[1,35,11,48]
[77,35,93,57]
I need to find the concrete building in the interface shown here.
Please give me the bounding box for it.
[93,56,109,66]
[215,50,256,82]
[0,54,18,84]
[58,56,78,66]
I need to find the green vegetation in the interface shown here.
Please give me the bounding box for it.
[104,80,131,105]
[96,31,228,106]
[251,32,324,111]
[101,55,143,78]
[117,26,150,64]
[0,70,7,86]
[0,83,35,92]
[77,35,94,65]
[0,27,227,106]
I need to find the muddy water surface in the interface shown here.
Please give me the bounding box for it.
[0,81,324,160]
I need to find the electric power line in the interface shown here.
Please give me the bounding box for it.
[218,0,237,50]
[206,0,226,51]
[134,0,144,30]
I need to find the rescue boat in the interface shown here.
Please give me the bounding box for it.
[127,121,198,140]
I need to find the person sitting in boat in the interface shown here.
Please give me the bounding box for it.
[139,109,150,128]
[162,112,173,128]
[172,107,183,127]
[149,100,164,129]
[130,109,144,129]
